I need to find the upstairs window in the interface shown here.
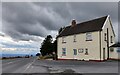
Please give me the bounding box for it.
[62,48,66,56]
[104,33,107,41]
[111,36,113,43]
[73,35,76,42]
[86,32,92,41]
[62,37,66,43]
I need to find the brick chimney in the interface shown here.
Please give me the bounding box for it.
[71,19,76,27]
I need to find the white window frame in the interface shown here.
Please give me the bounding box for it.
[86,32,92,41]
[62,37,66,43]
[62,48,66,56]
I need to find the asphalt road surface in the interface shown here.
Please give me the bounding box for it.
[2,57,118,73]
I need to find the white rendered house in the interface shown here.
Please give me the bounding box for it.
[57,15,118,61]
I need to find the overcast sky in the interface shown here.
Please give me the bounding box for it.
[0,2,118,54]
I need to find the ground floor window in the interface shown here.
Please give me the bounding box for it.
[78,48,84,53]
[85,48,88,55]
[110,48,114,52]
[62,48,66,56]
[117,50,120,52]
[73,49,77,55]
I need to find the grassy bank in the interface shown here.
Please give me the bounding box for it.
[37,55,53,60]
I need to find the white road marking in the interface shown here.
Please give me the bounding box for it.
[23,59,36,72]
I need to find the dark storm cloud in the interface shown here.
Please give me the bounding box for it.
[34,2,118,23]
[33,3,72,19]
[118,2,120,42]
[2,2,118,41]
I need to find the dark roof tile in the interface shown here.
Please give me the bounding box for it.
[110,43,120,47]
[57,16,108,37]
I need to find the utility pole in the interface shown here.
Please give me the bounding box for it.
[107,28,109,59]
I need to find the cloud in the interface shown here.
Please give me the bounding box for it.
[2,2,118,41]
[0,34,40,54]
[0,34,41,48]
[1,2,118,54]
[118,2,120,42]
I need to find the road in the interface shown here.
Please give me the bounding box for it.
[2,57,118,74]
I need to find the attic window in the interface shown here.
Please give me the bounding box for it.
[104,33,107,41]
[111,36,113,43]
[86,32,92,41]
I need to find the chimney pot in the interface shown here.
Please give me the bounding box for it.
[71,19,76,27]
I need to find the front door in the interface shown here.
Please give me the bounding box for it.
[103,48,105,60]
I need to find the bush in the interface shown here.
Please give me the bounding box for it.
[39,55,53,59]
[36,53,40,56]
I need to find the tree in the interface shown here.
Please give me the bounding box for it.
[36,53,40,56]
[40,35,53,56]
[52,39,58,60]
[53,40,57,54]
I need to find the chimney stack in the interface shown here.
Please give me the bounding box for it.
[71,19,76,27]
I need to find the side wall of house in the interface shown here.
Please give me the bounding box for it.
[109,48,119,59]
[57,31,101,61]
[101,16,118,60]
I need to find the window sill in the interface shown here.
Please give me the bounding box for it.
[104,40,107,41]
[73,41,77,42]
[62,42,66,44]
[85,53,88,55]
[62,54,66,56]
[110,51,114,52]
[86,40,92,41]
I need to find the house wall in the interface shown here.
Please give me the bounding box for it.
[57,16,117,61]
[57,31,101,61]
[109,48,119,59]
[101,16,118,60]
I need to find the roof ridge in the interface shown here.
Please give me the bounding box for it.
[64,15,108,28]
[77,15,108,25]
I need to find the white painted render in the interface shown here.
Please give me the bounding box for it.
[57,16,118,61]
[57,31,101,60]
[101,16,118,60]
[109,48,119,59]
